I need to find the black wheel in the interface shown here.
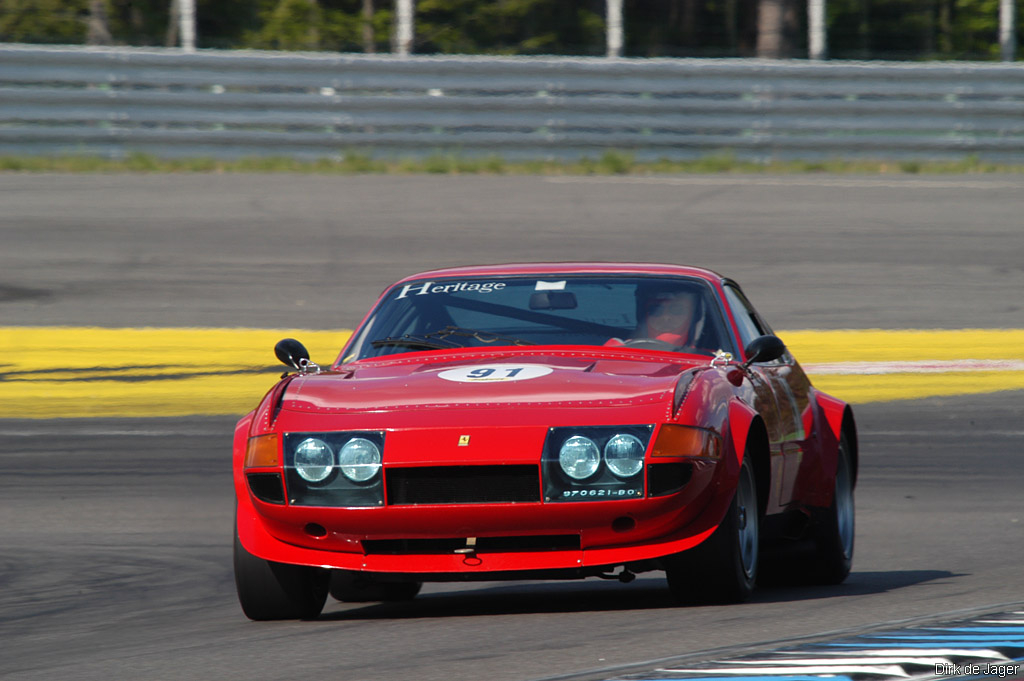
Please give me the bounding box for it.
[666,453,759,604]
[329,570,422,602]
[234,528,329,620]
[810,432,855,584]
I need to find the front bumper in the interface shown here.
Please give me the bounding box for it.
[232,411,739,577]
[235,462,732,576]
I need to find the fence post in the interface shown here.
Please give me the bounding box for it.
[606,0,624,58]
[808,0,827,60]
[179,0,196,52]
[1000,0,1016,62]
[395,0,414,56]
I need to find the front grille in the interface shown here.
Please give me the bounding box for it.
[363,535,580,555]
[385,465,540,505]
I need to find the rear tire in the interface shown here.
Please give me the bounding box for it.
[666,453,759,604]
[234,528,329,620]
[810,432,855,584]
[329,570,422,602]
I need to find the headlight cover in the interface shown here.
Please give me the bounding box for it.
[604,433,645,478]
[338,437,382,482]
[559,436,601,480]
[294,437,333,483]
[284,432,385,507]
[542,425,653,502]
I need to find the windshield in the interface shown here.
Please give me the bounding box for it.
[343,275,736,362]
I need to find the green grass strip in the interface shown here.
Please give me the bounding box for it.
[3,151,1024,175]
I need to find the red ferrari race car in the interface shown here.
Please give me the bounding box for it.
[233,263,857,620]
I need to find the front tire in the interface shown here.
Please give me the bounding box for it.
[666,453,759,604]
[234,528,329,621]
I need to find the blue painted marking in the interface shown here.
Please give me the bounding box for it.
[825,641,1024,649]
[871,634,1024,643]
[608,613,1024,681]
[628,677,847,681]
[926,627,1024,634]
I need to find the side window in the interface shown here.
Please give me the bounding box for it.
[723,284,768,349]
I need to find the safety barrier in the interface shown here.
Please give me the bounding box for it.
[2,44,1023,162]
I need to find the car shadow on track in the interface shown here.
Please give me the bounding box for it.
[316,569,958,620]
[755,569,962,603]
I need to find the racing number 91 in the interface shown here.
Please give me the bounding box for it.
[469,368,523,379]
[437,364,555,383]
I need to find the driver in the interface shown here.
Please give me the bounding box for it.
[604,287,701,349]
[638,290,698,346]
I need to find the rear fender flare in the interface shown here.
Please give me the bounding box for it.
[814,391,858,489]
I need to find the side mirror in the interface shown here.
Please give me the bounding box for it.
[274,338,310,370]
[742,334,786,368]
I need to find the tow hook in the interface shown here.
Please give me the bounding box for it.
[597,568,636,583]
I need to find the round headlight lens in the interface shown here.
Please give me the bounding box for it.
[338,437,382,482]
[294,438,333,483]
[559,436,601,480]
[604,434,645,478]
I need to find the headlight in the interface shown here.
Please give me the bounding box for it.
[284,432,385,507]
[294,437,333,483]
[543,425,653,503]
[338,437,382,482]
[604,433,645,478]
[559,435,601,480]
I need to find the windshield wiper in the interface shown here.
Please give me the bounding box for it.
[424,326,535,346]
[370,327,535,353]
[369,336,455,350]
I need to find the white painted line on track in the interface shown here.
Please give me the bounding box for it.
[803,359,1024,374]
[659,664,911,676]
[727,656,949,666]
[774,649,1010,660]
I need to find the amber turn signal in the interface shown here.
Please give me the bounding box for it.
[651,425,721,459]
[245,433,280,469]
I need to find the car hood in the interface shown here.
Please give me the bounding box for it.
[281,350,703,414]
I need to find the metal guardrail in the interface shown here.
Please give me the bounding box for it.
[2,43,1024,162]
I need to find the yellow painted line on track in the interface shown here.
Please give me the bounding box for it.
[779,329,1024,363]
[781,329,1024,404]
[1,327,1022,419]
[0,327,350,419]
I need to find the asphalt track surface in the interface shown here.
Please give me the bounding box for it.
[3,174,1024,329]
[2,398,1022,681]
[2,174,1023,680]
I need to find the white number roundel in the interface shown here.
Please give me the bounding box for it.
[438,364,553,383]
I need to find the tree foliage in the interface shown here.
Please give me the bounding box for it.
[0,0,1020,60]
[243,0,382,52]
[0,0,87,43]
[829,0,1013,58]
[414,0,605,55]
